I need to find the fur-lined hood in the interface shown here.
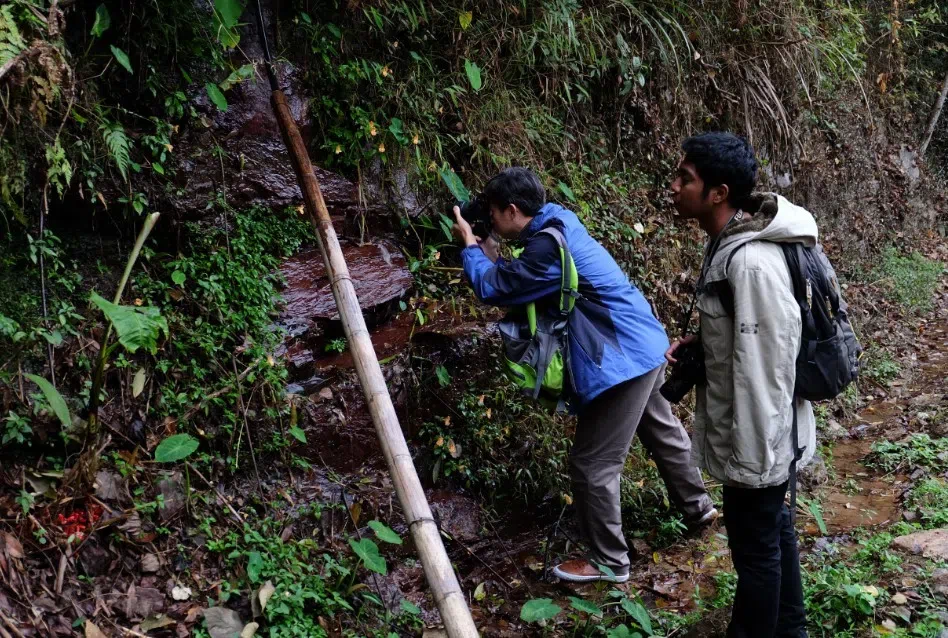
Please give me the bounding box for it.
[704,193,818,283]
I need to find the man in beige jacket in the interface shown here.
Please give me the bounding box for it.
[667,132,815,637]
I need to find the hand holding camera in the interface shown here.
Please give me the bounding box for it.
[660,334,706,404]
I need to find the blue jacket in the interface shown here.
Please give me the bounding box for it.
[461,203,669,407]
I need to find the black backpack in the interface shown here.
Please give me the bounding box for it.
[780,242,862,401]
[721,241,862,401]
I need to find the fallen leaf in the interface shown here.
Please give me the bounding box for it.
[319,387,333,401]
[204,607,244,638]
[474,582,486,601]
[257,581,276,613]
[240,623,259,638]
[141,553,160,573]
[132,368,147,397]
[85,620,108,638]
[141,614,177,632]
[891,592,907,605]
[4,534,23,559]
[172,586,192,601]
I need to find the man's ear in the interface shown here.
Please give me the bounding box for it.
[709,184,730,206]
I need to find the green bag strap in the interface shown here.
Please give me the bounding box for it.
[526,227,579,336]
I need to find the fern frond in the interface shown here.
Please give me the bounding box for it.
[101,121,132,181]
[0,5,27,67]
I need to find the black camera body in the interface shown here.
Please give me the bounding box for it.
[457,194,492,239]
[660,339,706,404]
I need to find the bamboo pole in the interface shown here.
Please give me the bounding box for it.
[919,69,948,159]
[253,7,478,636]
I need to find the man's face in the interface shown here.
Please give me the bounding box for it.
[670,160,712,220]
[490,204,520,240]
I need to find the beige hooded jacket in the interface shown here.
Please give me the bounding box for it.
[691,193,817,488]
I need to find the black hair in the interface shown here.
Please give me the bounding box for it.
[681,132,758,208]
[482,167,546,217]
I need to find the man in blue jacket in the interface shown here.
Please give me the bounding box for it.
[452,167,715,582]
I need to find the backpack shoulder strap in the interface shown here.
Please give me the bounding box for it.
[537,226,579,315]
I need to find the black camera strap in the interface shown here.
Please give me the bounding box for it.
[676,211,744,337]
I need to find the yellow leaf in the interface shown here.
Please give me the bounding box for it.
[378,143,385,153]
[447,440,460,458]
[443,416,451,426]
[335,145,342,154]
[412,134,420,145]
[561,493,573,505]
[133,298,143,306]
[485,408,492,419]
[478,395,485,405]
[435,436,444,447]
[652,552,661,564]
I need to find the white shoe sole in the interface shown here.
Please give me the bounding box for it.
[552,565,630,583]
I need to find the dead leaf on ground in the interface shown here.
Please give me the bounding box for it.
[141,553,160,573]
[4,533,24,559]
[204,607,244,638]
[240,622,260,638]
[85,620,108,638]
[140,614,177,632]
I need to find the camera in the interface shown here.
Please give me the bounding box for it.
[457,194,492,239]
[660,339,706,404]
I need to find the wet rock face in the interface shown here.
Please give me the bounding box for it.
[280,241,412,325]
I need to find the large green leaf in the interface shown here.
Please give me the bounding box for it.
[213,0,244,48]
[205,83,229,112]
[620,598,654,635]
[91,4,110,37]
[153,433,199,463]
[24,374,70,428]
[90,292,168,354]
[348,538,386,575]
[247,551,264,583]
[368,520,402,545]
[520,598,561,622]
[568,596,602,616]
[110,46,132,74]
[438,168,470,203]
[215,0,244,27]
[464,59,482,91]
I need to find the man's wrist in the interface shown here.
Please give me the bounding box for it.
[464,234,478,248]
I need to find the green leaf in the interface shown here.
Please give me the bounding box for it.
[349,538,386,575]
[400,599,421,615]
[557,181,576,203]
[438,167,470,203]
[435,365,451,387]
[219,64,255,91]
[213,0,244,47]
[206,83,228,112]
[568,596,602,616]
[110,46,133,74]
[368,520,402,545]
[459,11,472,30]
[620,598,654,635]
[594,562,616,578]
[606,625,637,638]
[25,374,70,428]
[153,433,199,463]
[91,4,110,37]
[215,0,244,27]
[288,426,306,443]
[90,292,168,354]
[171,271,186,286]
[100,122,131,181]
[247,551,264,583]
[464,59,482,91]
[520,598,561,622]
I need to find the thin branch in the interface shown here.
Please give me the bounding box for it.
[920,70,948,159]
